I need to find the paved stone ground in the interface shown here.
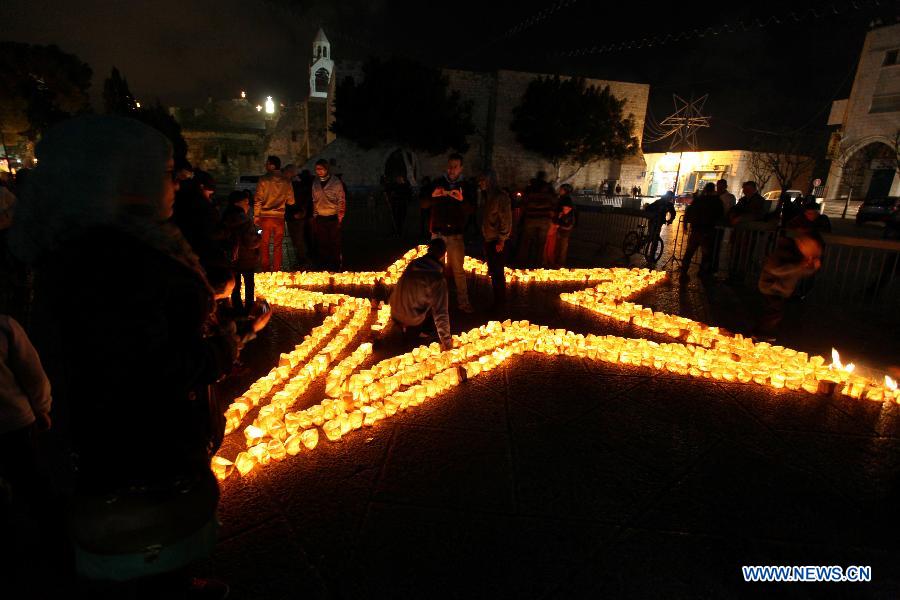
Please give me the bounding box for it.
[204,234,900,599]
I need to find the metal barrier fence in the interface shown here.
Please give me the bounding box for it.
[677,221,900,310]
[286,194,899,310]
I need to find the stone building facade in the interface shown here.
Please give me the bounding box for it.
[824,21,900,202]
[304,69,650,192]
[642,149,812,198]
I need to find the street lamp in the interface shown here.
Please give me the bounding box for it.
[265,96,275,115]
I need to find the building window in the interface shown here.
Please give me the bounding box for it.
[315,68,329,93]
[323,47,327,58]
[869,93,900,114]
[884,49,899,66]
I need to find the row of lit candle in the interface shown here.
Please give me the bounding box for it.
[213,253,897,482]
[559,269,899,403]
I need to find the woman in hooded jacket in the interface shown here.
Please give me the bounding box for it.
[9,115,246,597]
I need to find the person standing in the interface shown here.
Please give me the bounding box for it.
[223,191,261,315]
[421,153,475,313]
[680,182,724,278]
[712,178,737,271]
[8,115,259,597]
[311,159,346,271]
[550,196,576,267]
[282,165,310,269]
[544,183,573,266]
[516,172,555,267]
[728,181,766,225]
[479,170,511,311]
[254,155,295,272]
[716,179,737,217]
[387,174,412,238]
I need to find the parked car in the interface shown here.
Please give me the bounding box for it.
[856,196,899,226]
[235,174,259,194]
[762,189,803,203]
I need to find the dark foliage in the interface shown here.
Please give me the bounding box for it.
[0,42,92,140]
[511,76,638,175]
[331,57,474,155]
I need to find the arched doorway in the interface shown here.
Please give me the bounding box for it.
[836,141,898,201]
[383,148,418,186]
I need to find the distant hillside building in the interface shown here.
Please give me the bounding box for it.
[170,28,338,185]
[824,21,900,203]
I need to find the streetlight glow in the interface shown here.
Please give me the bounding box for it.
[265,96,275,114]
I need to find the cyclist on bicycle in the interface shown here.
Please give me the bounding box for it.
[643,191,676,261]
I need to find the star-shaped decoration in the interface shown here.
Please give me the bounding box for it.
[211,247,897,480]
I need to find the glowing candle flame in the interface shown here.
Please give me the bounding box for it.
[887,376,898,391]
[831,348,842,370]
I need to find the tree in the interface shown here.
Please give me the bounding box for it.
[331,57,474,156]
[103,67,138,115]
[132,101,189,165]
[510,76,638,183]
[748,130,820,192]
[747,151,774,192]
[0,42,92,141]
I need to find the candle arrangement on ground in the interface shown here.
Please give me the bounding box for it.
[213,250,897,481]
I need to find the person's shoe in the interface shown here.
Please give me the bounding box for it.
[187,577,230,599]
[458,304,476,314]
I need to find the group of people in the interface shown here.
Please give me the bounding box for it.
[389,156,577,351]
[667,178,830,341]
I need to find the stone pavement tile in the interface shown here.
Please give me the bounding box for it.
[548,528,751,599]
[721,382,889,438]
[774,432,900,514]
[404,370,509,433]
[506,358,646,428]
[342,503,612,600]
[510,415,665,524]
[204,516,328,600]
[636,439,866,547]
[619,378,769,448]
[216,475,283,542]
[568,388,723,480]
[374,424,515,513]
[255,423,397,577]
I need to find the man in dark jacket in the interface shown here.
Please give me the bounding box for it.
[728,181,766,225]
[421,153,475,313]
[282,165,309,269]
[681,182,724,278]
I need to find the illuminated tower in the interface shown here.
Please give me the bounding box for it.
[309,28,334,100]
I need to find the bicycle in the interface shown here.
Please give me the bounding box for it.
[622,221,668,264]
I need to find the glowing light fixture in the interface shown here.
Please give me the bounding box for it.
[265,96,275,114]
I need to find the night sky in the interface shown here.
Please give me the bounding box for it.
[1,0,893,148]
